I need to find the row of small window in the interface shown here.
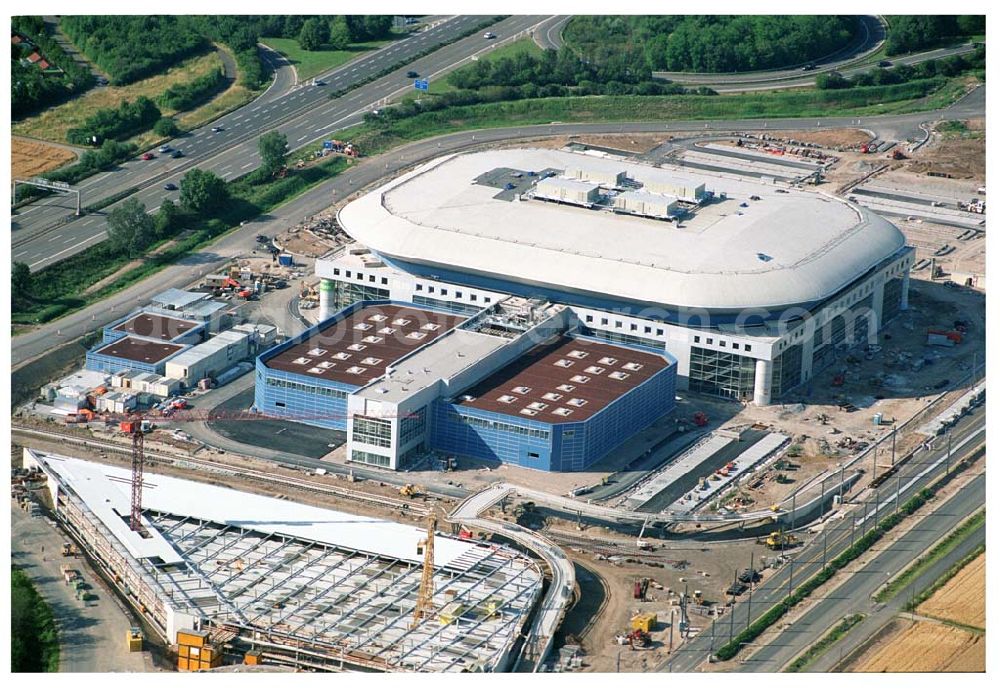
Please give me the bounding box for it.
[414,283,493,304]
[692,334,753,353]
[445,411,550,440]
[583,314,665,337]
[265,377,347,398]
[331,267,389,286]
[351,449,391,468]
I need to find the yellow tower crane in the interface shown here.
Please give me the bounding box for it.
[411,507,445,629]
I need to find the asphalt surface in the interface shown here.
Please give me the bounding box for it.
[533,15,570,50]
[657,402,984,672]
[739,472,984,671]
[12,15,551,271]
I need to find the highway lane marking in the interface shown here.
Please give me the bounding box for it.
[30,233,104,269]
[14,250,28,258]
[241,162,254,170]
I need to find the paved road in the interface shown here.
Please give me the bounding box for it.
[533,15,570,50]
[12,505,150,672]
[12,84,983,369]
[451,484,576,672]
[740,472,984,671]
[657,403,984,672]
[13,16,550,270]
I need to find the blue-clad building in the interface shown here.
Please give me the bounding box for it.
[254,296,677,472]
[429,335,676,472]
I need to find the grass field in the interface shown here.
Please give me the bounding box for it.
[11,138,77,177]
[262,36,396,82]
[427,37,543,94]
[12,50,224,144]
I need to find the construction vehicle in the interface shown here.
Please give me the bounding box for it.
[633,577,650,601]
[399,484,424,499]
[738,568,761,584]
[636,516,654,551]
[61,542,76,557]
[411,506,446,629]
[725,581,748,597]
[616,629,652,649]
[692,411,709,427]
[759,531,800,551]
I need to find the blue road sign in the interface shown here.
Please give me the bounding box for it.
[414,79,429,91]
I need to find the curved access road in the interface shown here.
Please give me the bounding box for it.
[533,15,571,50]
[12,16,550,269]
[12,84,983,368]
[451,484,576,672]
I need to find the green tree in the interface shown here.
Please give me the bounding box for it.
[328,17,351,50]
[106,198,154,258]
[258,131,288,177]
[299,17,329,51]
[153,117,180,137]
[154,198,182,237]
[12,262,32,302]
[179,168,227,213]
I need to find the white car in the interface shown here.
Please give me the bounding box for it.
[483,32,496,39]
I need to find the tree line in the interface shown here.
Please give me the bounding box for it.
[60,16,209,86]
[443,46,714,102]
[885,16,984,55]
[11,16,95,118]
[816,47,985,89]
[563,16,858,73]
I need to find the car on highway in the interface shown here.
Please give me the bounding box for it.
[171,150,184,158]
[211,126,224,132]
[158,144,172,153]
[163,182,178,191]
[801,62,816,71]
[406,70,419,78]
[878,59,893,68]
[255,234,269,243]
[483,31,496,39]
[141,152,155,160]
[311,78,325,86]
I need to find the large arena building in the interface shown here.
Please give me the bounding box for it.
[316,148,914,407]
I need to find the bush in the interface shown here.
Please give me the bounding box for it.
[158,68,227,111]
[66,96,161,145]
[153,117,180,137]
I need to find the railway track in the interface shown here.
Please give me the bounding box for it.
[12,424,429,516]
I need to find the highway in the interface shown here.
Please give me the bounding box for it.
[12,84,984,369]
[656,402,985,672]
[755,478,984,672]
[12,15,552,271]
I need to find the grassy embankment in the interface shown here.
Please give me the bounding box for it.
[876,508,985,604]
[11,567,60,672]
[426,37,543,94]
[316,76,969,159]
[785,613,865,672]
[13,45,258,153]
[262,35,397,82]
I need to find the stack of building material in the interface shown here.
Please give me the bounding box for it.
[177,629,222,671]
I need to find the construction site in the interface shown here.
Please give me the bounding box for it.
[21,446,545,673]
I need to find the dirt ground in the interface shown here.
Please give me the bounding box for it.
[917,551,985,629]
[908,119,985,179]
[847,618,984,672]
[11,137,77,177]
[762,128,871,150]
